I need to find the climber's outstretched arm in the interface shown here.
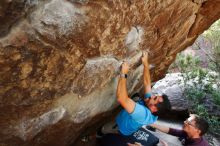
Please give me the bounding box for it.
[117,62,135,113]
[142,52,152,95]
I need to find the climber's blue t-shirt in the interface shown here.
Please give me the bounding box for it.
[116,100,158,136]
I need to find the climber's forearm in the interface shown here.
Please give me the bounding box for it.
[143,62,151,93]
[116,62,135,113]
[117,78,129,104]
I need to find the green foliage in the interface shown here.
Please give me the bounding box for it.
[173,53,220,136]
[185,87,204,105]
[169,19,220,144]
[211,90,220,105]
[194,104,220,136]
[194,104,207,117]
[203,19,220,72]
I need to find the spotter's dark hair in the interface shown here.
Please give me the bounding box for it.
[194,116,209,136]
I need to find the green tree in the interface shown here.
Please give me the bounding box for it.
[169,19,220,145]
[203,19,220,73]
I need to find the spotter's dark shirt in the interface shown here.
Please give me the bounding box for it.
[168,128,210,146]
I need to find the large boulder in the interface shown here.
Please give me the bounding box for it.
[152,73,220,116]
[0,0,220,146]
[152,73,187,111]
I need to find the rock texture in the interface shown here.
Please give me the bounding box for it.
[152,73,187,111]
[0,0,220,146]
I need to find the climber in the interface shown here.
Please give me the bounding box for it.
[98,52,171,146]
[98,51,171,146]
[115,51,171,136]
[150,114,210,146]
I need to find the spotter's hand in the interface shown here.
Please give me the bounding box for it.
[127,142,143,146]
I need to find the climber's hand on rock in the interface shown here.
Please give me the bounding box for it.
[141,51,149,67]
[121,61,130,74]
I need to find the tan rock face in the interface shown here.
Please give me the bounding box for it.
[0,0,220,146]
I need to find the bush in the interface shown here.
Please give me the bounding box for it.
[169,19,220,145]
[211,90,220,105]
[173,53,220,136]
[203,19,220,73]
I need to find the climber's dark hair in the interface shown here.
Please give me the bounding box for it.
[153,94,171,116]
